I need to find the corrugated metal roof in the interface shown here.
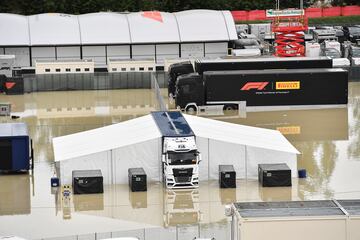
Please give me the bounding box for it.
[128,11,180,44]
[0,14,30,46]
[0,10,237,46]
[28,13,81,45]
[235,200,346,218]
[78,12,131,44]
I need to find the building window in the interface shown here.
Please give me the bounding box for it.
[121,68,126,71]
[84,68,90,72]
[66,68,71,72]
[139,67,144,71]
[76,68,81,72]
[55,68,61,72]
[130,67,135,71]
[112,68,117,72]
[148,67,153,71]
[45,69,50,72]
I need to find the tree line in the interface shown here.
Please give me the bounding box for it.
[0,0,358,15]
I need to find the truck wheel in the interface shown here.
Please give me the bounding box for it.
[186,105,197,113]
[223,104,238,111]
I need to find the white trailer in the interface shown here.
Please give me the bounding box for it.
[35,59,94,74]
[107,58,155,72]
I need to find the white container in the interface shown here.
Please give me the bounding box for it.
[305,42,321,57]
[232,200,348,240]
[35,59,94,74]
[108,58,155,72]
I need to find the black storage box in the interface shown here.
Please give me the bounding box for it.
[4,77,24,95]
[72,170,104,194]
[258,163,292,187]
[128,168,147,192]
[219,165,236,188]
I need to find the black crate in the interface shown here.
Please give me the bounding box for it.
[258,163,292,187]
[128,168,147,192]
[219,165,236,188]
[72,170,104,194]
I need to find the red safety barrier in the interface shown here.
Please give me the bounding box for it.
[342,6,360,16]
[231,11,248,21]
[231,6,360,22]
[305,8,322,18]
[248,10,266,21]
[323,7,341,17]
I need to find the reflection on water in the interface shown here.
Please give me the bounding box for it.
[163,189,201,227]
[0,173,31,215]
[1,83,360,238]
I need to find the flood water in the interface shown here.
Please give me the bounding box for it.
[0,83,360,239]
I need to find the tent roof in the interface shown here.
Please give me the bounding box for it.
[0,13,30,46]
[183,114,300,154]
[0,10,237,46]
[28,13,81,45]
[78,12,131,44]
[127,11,180,43]
[53,113,299,162]
[175,10,237,42]
[53,114,161,162]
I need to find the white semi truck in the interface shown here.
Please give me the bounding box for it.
[151,111,201,189]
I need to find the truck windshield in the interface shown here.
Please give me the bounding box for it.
[352,48,360,57]
[168,151,198,165]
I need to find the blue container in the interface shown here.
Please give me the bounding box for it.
[298,169,307,178]
[51,177,60,187]
[0,123,30,171]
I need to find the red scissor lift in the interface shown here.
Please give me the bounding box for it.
[272,16,308,57]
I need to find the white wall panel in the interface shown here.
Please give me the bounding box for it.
[0,48,4,54]
[181,43,204,58]
[205,42,228,58]
[31,47,56,65]
[4,47,30,67]
[56,46,81,60]
[82,46,106,65]
[246,146,297,179]
[132,45,155,60]
[107,45,130,59]
[197,136,209,181]
[60,151,111,185]
[156,44,179,61]
[209,139,246,180]
[113,138,161,184]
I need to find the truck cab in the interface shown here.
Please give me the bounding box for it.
[175,73,204,112]
[151,111,201,189]
[162,136,200,188]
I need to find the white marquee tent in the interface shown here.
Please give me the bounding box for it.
[53,114,299,185]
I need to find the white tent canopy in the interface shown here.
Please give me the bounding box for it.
[0,10,237,47]
[53,114,299,185]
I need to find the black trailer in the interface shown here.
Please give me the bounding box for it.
[175,68,348,111]
[194,57,333,75]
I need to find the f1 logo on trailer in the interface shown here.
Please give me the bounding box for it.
[241,82,269,91]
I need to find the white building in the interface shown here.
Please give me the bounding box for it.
[0,10,237,68]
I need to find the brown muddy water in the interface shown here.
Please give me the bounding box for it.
[0,83,360,239]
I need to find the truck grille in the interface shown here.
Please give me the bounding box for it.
[175,176,192,183]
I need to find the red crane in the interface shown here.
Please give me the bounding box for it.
[270,1,308,57]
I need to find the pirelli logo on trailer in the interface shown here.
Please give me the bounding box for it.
[276,81,300,90]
